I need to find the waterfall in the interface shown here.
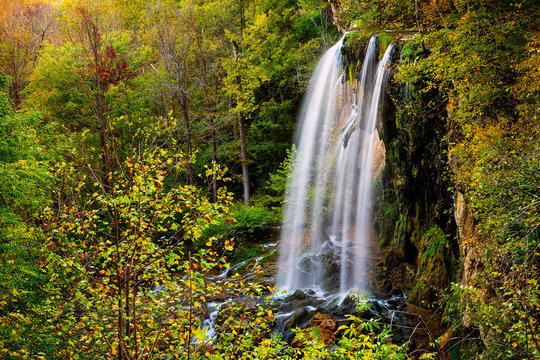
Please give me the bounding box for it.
[278,34,395,294]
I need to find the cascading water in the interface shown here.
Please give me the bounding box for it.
[278,34,395,295]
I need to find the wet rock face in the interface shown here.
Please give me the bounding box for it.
[273,290,357,343]
[318,242,341,291]
[275,302,314,343]
[296,240,341,293]
[324,293,357,316]
[287,307,311,329]
[368,39,460,305]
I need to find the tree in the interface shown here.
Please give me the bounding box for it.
[222,10,273,204]
[33,119,277,358]
[0,72,56,357]
[27,3,150,188]
[188,0,232,202]
[0,0,55,108]
[146,0,199,185]
[233,39,252,205]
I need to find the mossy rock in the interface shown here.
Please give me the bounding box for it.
[409,224,455,306]
[378,32,395,59]
[390,214,415,262]
[258,249,278,265]
[378,200,399,248]
[232,244,267,264]
[286,307,311,330]
[342,31,371,62]
[372,168,400,250]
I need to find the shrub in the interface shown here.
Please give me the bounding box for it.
[229,205,277,243]
[203,204,278,254]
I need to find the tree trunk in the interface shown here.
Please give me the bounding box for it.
[8,75,21,109]
[232,40,250,204]
[238,113,250,204]
[114,208,124,360]
[197,38,218,202]
[97,89,110,189]
[210,116,218,202]
[180,92,195,185]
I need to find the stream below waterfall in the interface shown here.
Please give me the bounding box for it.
[199,245,433,349]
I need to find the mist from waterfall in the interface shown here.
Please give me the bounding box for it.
[277,34,395,295]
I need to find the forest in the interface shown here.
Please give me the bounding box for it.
[0,0,538,359]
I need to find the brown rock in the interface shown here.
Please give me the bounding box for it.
[311,313,337,345]
[327,0,349,33]
[292,313,338,347]
[454,191,486,327]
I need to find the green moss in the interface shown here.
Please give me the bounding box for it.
[258,249,278,265]
[344,31,370,50]
[391,215,405,248]
[420,226,447,261]
[378,32,395,59]
[411,165,418,178]
[409,224,451,306]
[232,244,267,264]
[378,201,399,248]
[348,63,356,87]
[342,32,371,72]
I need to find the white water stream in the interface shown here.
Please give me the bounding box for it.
[278,35,395,294]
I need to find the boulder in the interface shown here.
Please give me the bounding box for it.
[291,312,338,347]
[311,313,337,344]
